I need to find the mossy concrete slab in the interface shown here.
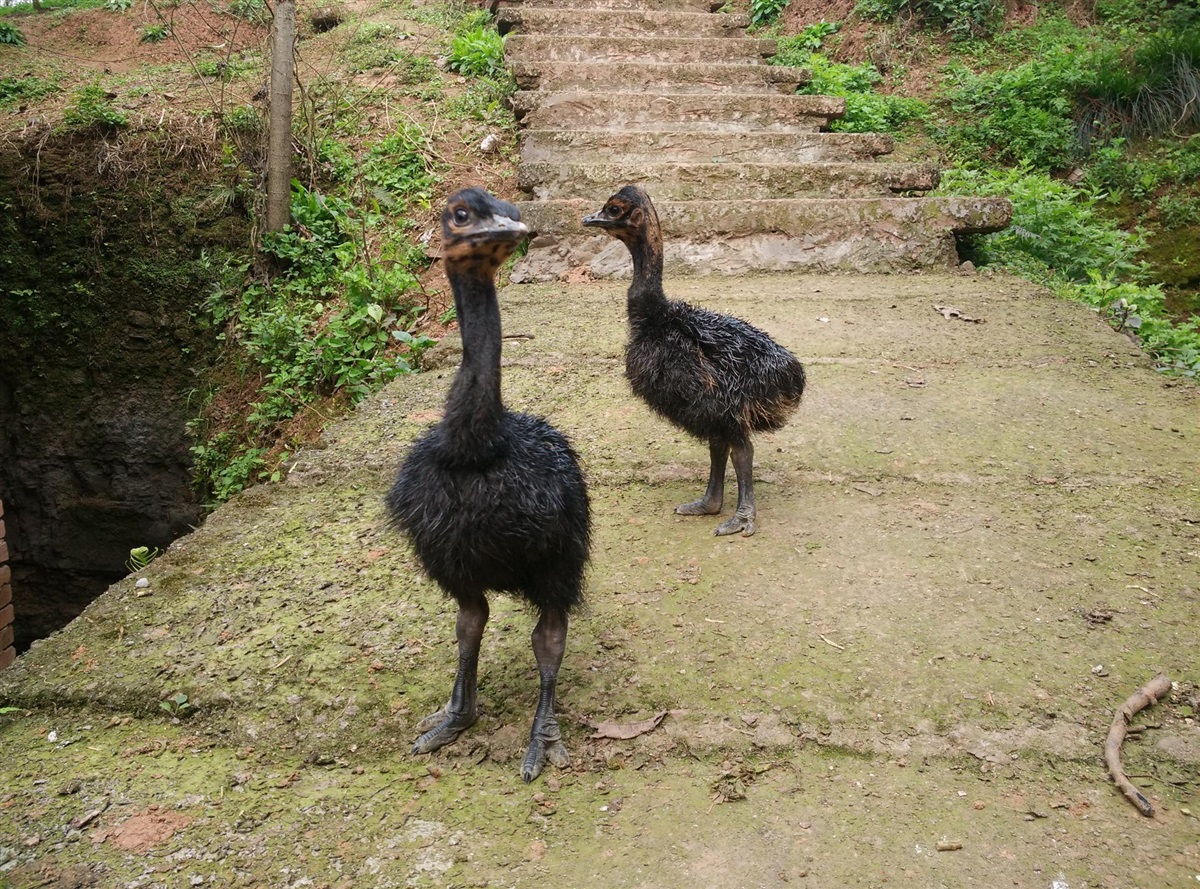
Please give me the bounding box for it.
[2,274,1198,887]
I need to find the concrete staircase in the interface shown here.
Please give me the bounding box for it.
[497,0,1012,280]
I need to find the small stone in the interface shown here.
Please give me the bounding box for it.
[135,578,150,589]
[479,133,501,154]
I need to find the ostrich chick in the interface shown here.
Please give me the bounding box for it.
[387,188,591,782]
[583,185,805,537]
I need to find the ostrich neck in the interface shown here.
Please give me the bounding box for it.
[442,266,504,457]
[627,232,667,324]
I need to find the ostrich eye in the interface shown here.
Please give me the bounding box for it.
[607,204,621,217]
[454,208,470,224]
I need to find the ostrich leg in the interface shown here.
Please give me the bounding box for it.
[676,438,728,517]
[521,607,570,782]
[715,440,756,537]
[412,594,489,754]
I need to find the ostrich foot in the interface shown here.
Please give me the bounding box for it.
[411,704,477,754]
[675,497,722,516]
[521,715,570,782]
[714,511,756,537]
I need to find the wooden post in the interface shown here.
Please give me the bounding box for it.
[265,0,296,233]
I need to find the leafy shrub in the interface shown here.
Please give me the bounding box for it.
[856,0,1000,38]
[103,0,132,10]
[446,24,505,77]
[936,51,1093,169]
[62,82,128,130]
[749,0,789,29]
[938,167,1145,282]
[0,22,26,45]
[773,25,926,133]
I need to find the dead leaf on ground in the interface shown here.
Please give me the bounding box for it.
[934,304,985,323]
[588,710,667,740]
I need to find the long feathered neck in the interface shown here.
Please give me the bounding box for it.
[441,263,504,459]
[625,216,668,325]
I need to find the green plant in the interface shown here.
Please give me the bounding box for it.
[0,21,26,45]
[749,0,789,29]
[446,23,505,77]
[361,123,439,207]
[939,167,1145,282]
[140,22,169,42]
[62,82,129,130]
[773,28,927,133]
[0,74,58,109]
[126,545,163,572]
[857,0,1000,38]
[228,0,268,23]
[159,692,195,718]
[445,73,517,127]
[104,0,132,10]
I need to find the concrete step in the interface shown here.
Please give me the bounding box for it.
[501,0,719,10]
[511,61,808,95]
[496,8,750,37]
[519,129,896,164]
[512,91,845,132]
[509,197,1014,279]
[505,35,776,64]
[518,161,937,200]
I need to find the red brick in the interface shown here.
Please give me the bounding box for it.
[0,565,9,586]
[0,540,8,563]
[0,517,6,539]
[0,583,9,610]
[0,647,14,669]
[0,624,10,650]
[0,604,11,629]
[0,497,5,518]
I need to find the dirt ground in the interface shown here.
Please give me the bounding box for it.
[1,272,1198,888]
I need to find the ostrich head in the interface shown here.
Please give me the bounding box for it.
[582,185,662,254]
[442,187,528,274]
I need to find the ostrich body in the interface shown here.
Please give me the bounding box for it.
[583,185,806,537]
[387,188,590,782]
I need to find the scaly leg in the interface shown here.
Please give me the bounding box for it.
[676,438,728,516]
[412,594,488,754]
[715,440,756,537]
[521,607,570,782]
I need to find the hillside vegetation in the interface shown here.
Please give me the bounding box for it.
[1,0,515,502]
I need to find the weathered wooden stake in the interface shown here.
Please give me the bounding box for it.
[265,0,296,233]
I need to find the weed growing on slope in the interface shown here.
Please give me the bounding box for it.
[61,82,128,130]
[0,74,58,109]
[856,0,1001,39]
[772,23,926,133]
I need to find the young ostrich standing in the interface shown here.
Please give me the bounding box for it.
[583,185,806,537]
[387,188,591,782]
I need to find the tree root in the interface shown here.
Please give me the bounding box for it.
[1105,674,1172,817]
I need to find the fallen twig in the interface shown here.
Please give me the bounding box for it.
[1105,674,1172,817]
[818,634,845,651]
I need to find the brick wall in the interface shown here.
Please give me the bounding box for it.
[0,498,13,668]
